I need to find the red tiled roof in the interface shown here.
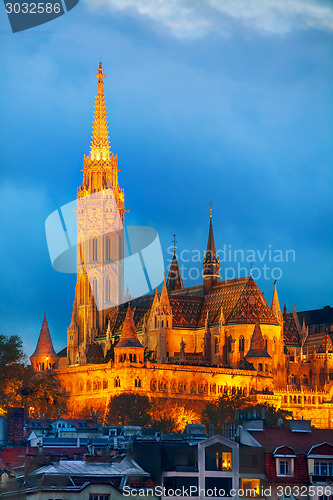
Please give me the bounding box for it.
[0,447,37,469]
[250,427,333,454]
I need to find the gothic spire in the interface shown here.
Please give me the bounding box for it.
[160,275,171,309]
[203,202,219,294]
[90,62,111,162]
[271,280,282,324]
[167,236,183,291]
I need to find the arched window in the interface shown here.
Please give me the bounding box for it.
[105,276,110,302]
[239,336,245,352]
[86,380,92,392]
[227,335,232,352]
[135,378,141,388]
[263,336,268,350]
[258,363,263,372]
[105,235,111,261]
[92,237,97,261]
[92,277,97,301]
[114,377,120,388]
[103,379,108,390]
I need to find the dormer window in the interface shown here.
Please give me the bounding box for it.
[274,446,295,476]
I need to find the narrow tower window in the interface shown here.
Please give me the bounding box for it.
[105,276,110,302]
[106,235,111,261]
[92,237,98,261]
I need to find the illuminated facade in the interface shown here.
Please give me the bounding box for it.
[31,65,333,427]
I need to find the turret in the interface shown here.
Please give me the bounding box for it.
[167,235,184,291]
[155,277,172,362]
[30,314,59,372]
[245,318,271,373]
[203,202,219,294]
[114,304,144,365]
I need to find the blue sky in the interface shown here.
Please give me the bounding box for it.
[0,0,332,357]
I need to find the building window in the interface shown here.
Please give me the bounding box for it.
[105,276,110,302]
[240,479,260,497]
[314,462,333,476]
[105,235,111,261]
[92,237,98,261]
[89,495,110,500]
[258,363,263,372]
[114,377,120,388]
[92,277,97,301]
[279,460,290,476]
[239,336,245,352]
[263,336,268,350]
[205,443,232,471]
[135,378,141,388]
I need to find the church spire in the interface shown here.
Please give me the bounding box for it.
[167,235,183,291]
[271,280,283,324]
[203,201,219,294]
[90,62,111,162]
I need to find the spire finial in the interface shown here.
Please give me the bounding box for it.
[172,234,177,255]
[209,200,213,218]
[250,262,253,276]
[96,62,105,86]
[90,63,110,161]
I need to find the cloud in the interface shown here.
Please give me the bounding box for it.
[86,0,333,37]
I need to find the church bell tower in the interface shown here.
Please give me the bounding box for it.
[67,63,125,366]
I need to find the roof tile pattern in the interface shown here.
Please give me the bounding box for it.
[283,313,301,346]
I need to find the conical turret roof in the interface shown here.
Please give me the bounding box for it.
[167,253,184,291]
[116,304,143,348]
[30,314,58,359]
[245,317,271,358]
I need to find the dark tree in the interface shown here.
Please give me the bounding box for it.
[105,393,152,426]
[202,393,251,432]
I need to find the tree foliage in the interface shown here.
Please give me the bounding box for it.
[262,403,292,427]
[202,393,251,432]
[0,334,68,418]
[106,393,152,426]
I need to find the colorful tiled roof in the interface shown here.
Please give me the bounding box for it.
[283,313,301,346]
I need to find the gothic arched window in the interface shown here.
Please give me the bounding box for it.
[105,276,110,302]
[239,336,245,352]
[92,237,98,261]
[92,277,97,301]
[105,235,111,261]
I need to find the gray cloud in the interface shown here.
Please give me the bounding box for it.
[86,0,333,37]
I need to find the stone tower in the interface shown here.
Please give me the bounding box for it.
[30,314,59,371]
[67,63,125,366]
